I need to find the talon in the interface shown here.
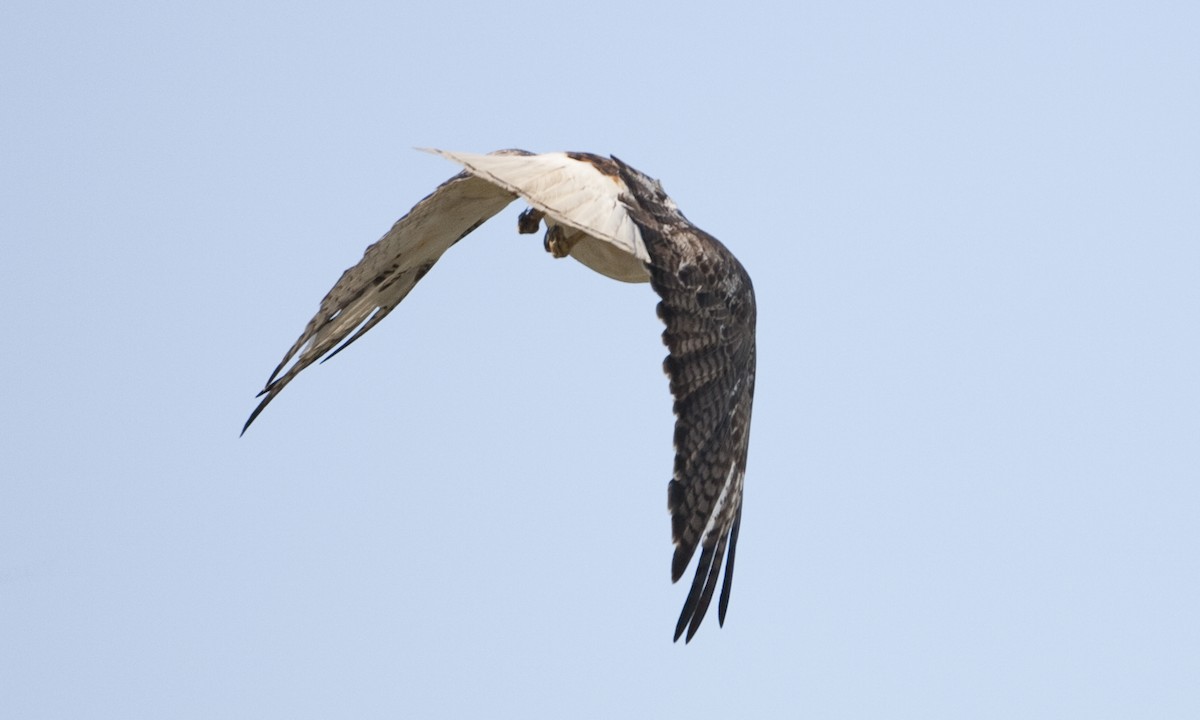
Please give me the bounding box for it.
[518,208,544,234]
[544,225,579,259]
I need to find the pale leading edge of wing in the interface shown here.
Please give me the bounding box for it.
[421,148,650,267]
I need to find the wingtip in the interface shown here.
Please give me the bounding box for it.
[673,616,688,643]
[239,409,259,437]
[673,613,700,644]
[419,148,474,172]
[240,391,275,436]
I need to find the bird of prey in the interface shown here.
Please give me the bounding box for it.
[244,149,756,642]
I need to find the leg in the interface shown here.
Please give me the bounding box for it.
[518,207,578,259]
[544,224,582,258]
[517,208,544,234]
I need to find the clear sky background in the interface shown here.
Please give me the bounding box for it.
[2,1,1197,717]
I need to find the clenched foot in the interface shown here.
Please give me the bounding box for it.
[544,225,581,258]
[517,208,544,234]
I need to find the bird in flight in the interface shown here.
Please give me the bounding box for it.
[244,149,757,642]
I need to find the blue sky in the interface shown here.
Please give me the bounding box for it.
[2,1,1197,717]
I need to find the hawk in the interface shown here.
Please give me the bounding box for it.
[244,149,757,642]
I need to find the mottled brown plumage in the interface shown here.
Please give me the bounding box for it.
[244,149,756,642]
[613,161,757,641]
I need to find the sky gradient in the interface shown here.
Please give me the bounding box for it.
[2,1,1198,717]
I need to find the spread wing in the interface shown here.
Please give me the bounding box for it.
[244,148,655,433]
[242,168,518,433]
[613,160,758,643]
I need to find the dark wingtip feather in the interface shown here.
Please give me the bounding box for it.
[668,479,698,583]
[316,306,394,366]
[673,544,724,643]
[674,547,711,641]
[240,396,270,436]
[686,544,725,642]
[671,545,691,584]
[717,507,742,626]
[240,408,261,436]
